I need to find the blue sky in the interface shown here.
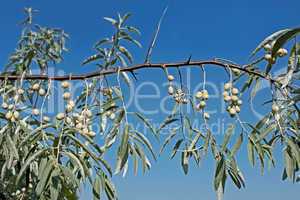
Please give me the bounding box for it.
[1,0,300,200]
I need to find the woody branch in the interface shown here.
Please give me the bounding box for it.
[0,59,275,82]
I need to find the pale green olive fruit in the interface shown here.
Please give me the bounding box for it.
[1,102,8,109]
[224,95,231,102]
[272,104,280,113]
[199,101,206,108]
[32,109,40,116]
[87,131,96,137]
[224,82,232,90]
[223,91,229,97]
[32,83,40,91]
[231,95,239,102]
[63,92,71,100]
[231,88,239,95]
[235,106,241,113]
[43,116,50,122]
[56,113,65,120]
[17,88,24,95]
[263,43,272,51]
[229,107,236,115]
[109,113,116,120]
[61,81,70,88]
[237,100,242,105]
[276,48,288,57]
[13,111,20,119]
[204,112,210,120]
[168,86,174,95]
[195,91,202,99]
[5,111,13,120]
[38,88,46,96]
[167,75,175,81]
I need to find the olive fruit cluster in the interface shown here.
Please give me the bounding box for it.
[73,109,96,137]
[223,82,242,117]
[195,89,210,120]
[102,87,113,96]
[31,82,47,96]
[195,89,209,110]
[1,85,28,107]
[11,186,29,198]
[101,87,116,119]
[12,88,25,103]
[32,108,51,122]
[167,75,175,96]
[105,110,116,120]
[173,88,188,104]
[61,81,96,137]
[264,43,288,64]
[29,82,48,118]
[5,109,20,122]
[1,87,26,121]
[2,95,20,122]
[61,81,75,112]
[167,75,188,104]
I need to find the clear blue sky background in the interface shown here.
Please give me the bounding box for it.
[0,0,299,200]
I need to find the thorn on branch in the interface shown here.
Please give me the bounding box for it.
[129,71,138,81]
[185,55,192,64]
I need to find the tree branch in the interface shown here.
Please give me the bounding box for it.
[0,59,275,82]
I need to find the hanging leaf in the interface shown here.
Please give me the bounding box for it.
[203,130,212,156]
[132,131,157,161]
[93,174,103,200]
[230,133,243,158]
[214,155,226,191]
[104,175,118,200]
[181,151,189,175]
[36,159,54,196]
[121,72,131,86]
[62,151,87,179]
[118,46,133,63]
[250,29,290,57]
[250,78,261,100]
[126,26,141,35]
[170,139,184,159]
[94,38,111,48]
[115,124,130,174]
[134,112,158,138]
[103,17,118,26]
[16,148,49,184]
[134,142,151,173]
[6,134,19,160]
[247,139,255,167]
[285,136,300,166]
[271,27,300,57]
[283,148,295,180]
[59,165,80,187]
[82,53,104,65]
[187,130,203,152]
[221,124,235,152]
[159,128,178,155]
[256,123,277,142]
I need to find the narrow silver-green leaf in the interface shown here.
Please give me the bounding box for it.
[221,124,234,152]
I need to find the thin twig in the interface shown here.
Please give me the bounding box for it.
[144,6,168,63]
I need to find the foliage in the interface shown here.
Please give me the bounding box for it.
[0,7,299,200]
[6,8,68,75]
